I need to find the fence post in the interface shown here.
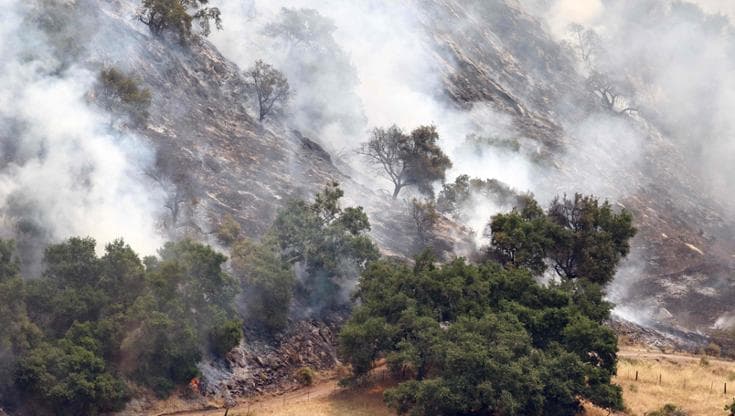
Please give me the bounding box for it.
[659,373,662,385]
[725,382,728,394]
[635,370,638,381]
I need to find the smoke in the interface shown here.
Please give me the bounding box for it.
[209,0,537,217]
[0,1,165,274]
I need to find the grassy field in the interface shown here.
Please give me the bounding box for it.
[170,347,735,416]
[614,348,735,415]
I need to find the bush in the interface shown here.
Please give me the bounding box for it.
[210,319,243,357]
[705,342,721,357]
[699,356,710,366]
[98,68,152,125]
[645,404,688,416]
[216,214,241,246]
[295,367,315,386]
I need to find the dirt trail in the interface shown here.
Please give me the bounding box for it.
[155,379,340,416]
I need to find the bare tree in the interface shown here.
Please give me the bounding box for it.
[360,125,407,198]
[586,71,637,114]
[566,23,601,69]
[244,60,290,121]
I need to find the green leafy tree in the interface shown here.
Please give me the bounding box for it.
[269,182,379,314]
[360,125,452,199]
[341,227,632,415]
[15,338,129,415]
[137,0,222,39]
[244,60,290,121]
[546,194,636,285]
[489,193,636,286]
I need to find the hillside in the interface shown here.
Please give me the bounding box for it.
[2,0,735,414]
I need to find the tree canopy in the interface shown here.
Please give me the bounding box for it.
[244,60,290,121]
[1,237,242,413]
[138,0,222,40]
[360,125,452,199]
[340,193,635,416]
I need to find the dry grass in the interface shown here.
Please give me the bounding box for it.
[615,347,735,415]
[223,382,393,416]
[165,348,735,416]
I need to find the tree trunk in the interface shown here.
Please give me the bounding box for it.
[392,184,402,199]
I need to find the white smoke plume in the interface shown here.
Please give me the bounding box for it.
[0,1,165,273]
[209,0,536,214]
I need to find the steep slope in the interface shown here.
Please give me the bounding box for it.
[413,0,735,331]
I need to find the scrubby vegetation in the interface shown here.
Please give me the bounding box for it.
[137,0,222,39]
[231,182,379,332]
[0,184,637,415]
[339,194,635,415]
[0,238,241,414]
[97,68,152,125]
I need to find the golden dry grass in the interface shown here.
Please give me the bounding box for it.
[165,348,735,416]
[615,347,735,415]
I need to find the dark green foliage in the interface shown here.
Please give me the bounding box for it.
[229,182,377,335]
[1,237,239,412]
[138,0,222,39]
[98,68,152,125]
[488,197,550,275]
[210,319,243,357]
[489,193,636,286]
[726,398,735,416]
[295,367,316,386]
[269,182,379,314]
[15,339,129,415]
[646,404,689,416]
[340,209,634,416]
[232,239,294,334]
[360,125,452,199]
[546,194,636,284]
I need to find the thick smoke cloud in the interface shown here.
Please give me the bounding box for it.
[209,0,536,213]
[210,0,735,329]
[0,1,165,273]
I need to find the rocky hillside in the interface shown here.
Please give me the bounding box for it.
[5,0,734,407]
[85,0,734,330]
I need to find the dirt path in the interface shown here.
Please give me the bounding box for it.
[156,379,340,416]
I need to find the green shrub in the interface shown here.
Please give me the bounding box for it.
[98,68,152,124]
[216,214,241,246]
[295,367,315,386]
[210,319,243,357]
